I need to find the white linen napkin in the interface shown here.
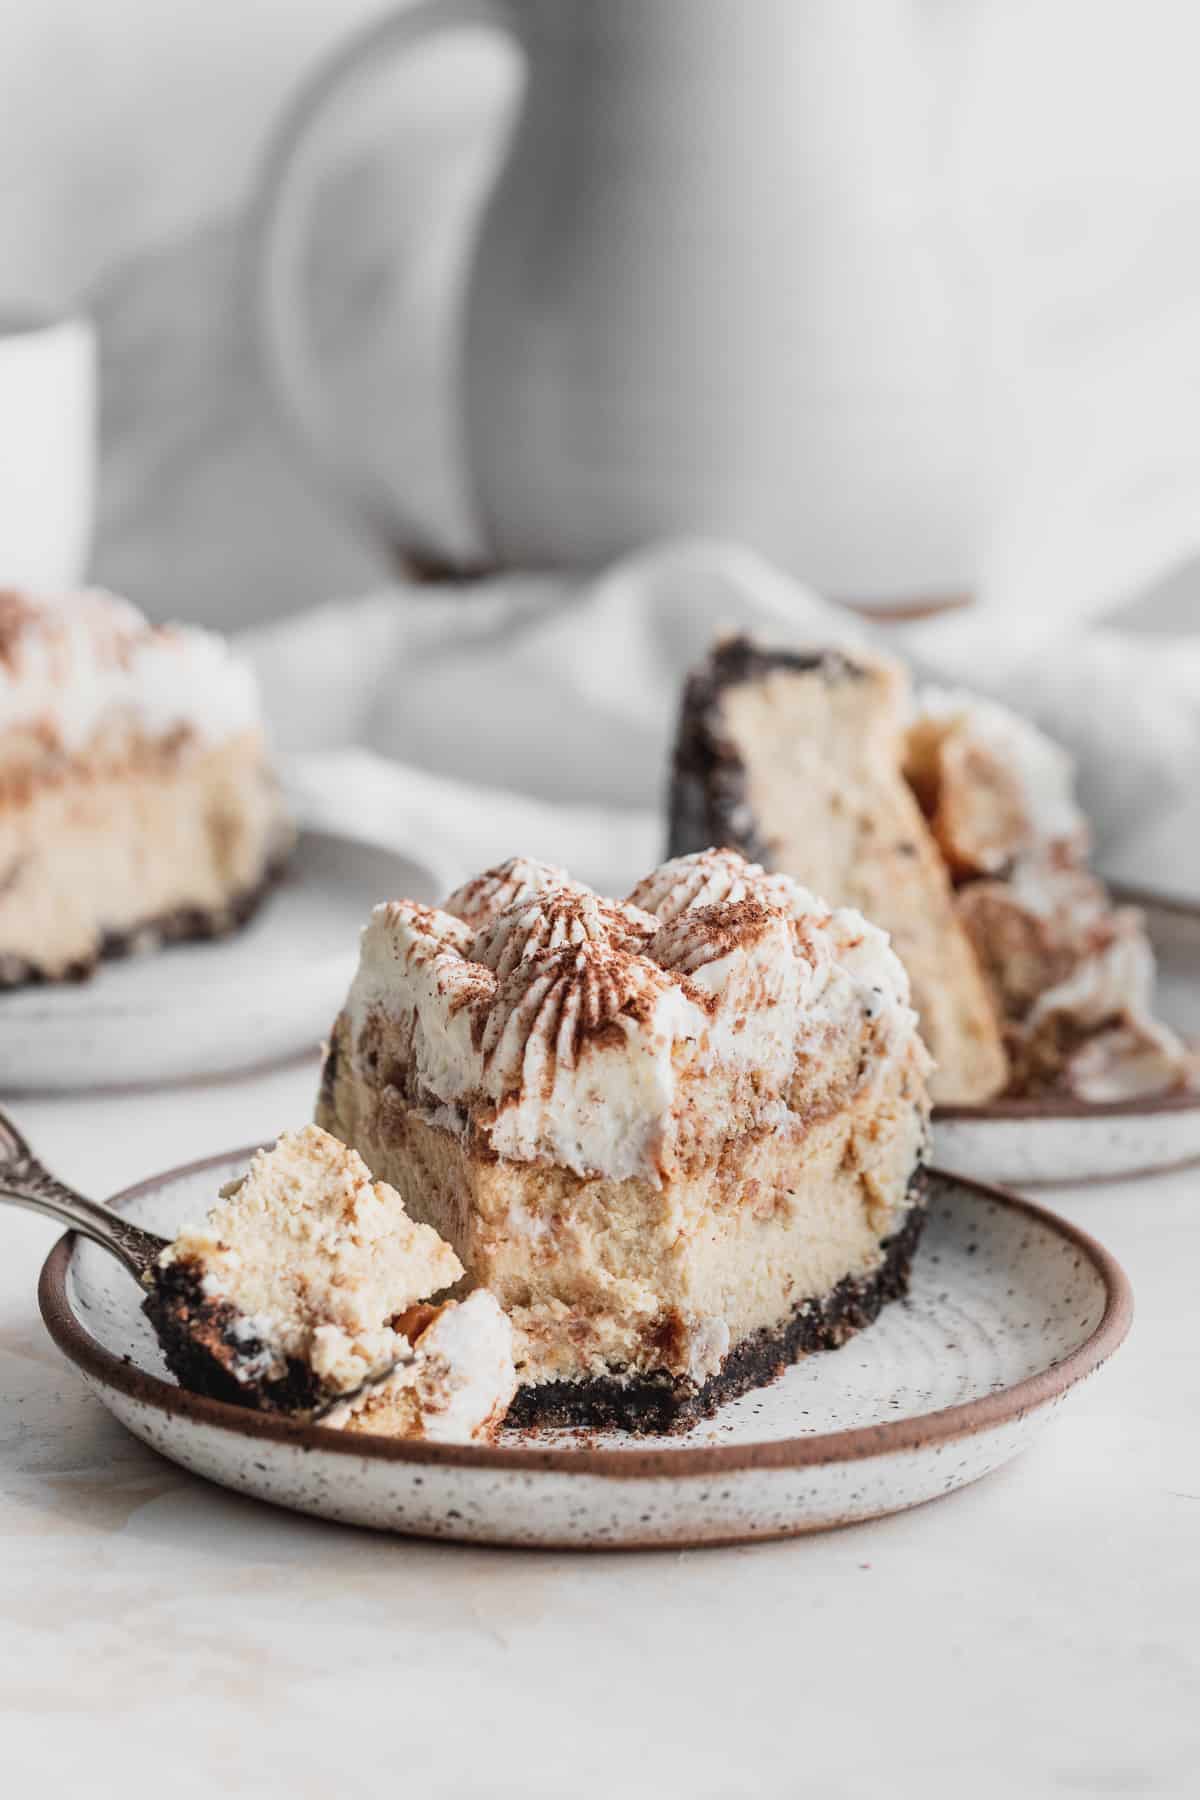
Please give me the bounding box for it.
[240,540,1200,898]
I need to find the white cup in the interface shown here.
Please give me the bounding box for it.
[0,310,96,590]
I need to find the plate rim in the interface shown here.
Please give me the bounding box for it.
[38,1148,1133,1483]
[934,1080,1200,1125]
[1107,880,1200,921]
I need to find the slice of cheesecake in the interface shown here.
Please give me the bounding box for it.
[316,852,931,1434]
[145,1124,517,1441]
[670,637,1194,1106]
[0,587,292,985]
[669,637,1008,1105]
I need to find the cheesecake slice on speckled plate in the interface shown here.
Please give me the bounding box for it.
[317,852,932,1434]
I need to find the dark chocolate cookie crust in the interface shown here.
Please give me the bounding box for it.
[507,1188,927,1436]
[667,635,866,866]
[143,1259,323,1417]
[0,856,289,991]
[694,636,868,692]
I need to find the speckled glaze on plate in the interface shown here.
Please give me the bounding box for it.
[933,1080,1200,1188]
[38,1153,1131,1550]
[0,831,440,1092]
[933,889,1200,1186]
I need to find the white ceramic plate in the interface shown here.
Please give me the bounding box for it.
[0,831,438,1093]
[933,890,1200,1186]
[39,1154,1131,1550]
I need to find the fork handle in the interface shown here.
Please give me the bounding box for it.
[0,1108,167,1281]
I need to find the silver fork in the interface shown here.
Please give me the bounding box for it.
[0,1107,167,1284]
[0,1108,409,1421]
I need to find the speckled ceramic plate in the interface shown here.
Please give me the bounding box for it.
[38,1152,1131,1550]
[0,831,439,1092]
[933,889,1200,1186]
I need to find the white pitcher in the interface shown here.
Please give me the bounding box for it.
[252,0,976,603]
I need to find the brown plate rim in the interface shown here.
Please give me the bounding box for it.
[38,1148,1133,1482]
[1107,880,1200,921]
[934,1080,1200,1125]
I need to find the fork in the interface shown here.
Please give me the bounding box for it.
[0,1107,167,1283]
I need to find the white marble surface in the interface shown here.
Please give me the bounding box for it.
[3,1056,1199,1797]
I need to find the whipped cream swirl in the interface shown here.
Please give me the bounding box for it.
[343,850,926,1183]
[470,885,655,980]
[0,586,261,752]
[443,856,570,929]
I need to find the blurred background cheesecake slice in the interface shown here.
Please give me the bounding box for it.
[0,587,292,986]
[670,636,1195,1107]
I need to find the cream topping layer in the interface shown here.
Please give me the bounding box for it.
[915,686,1085,868]
[1023,919,1155,1035]
[341,850,925,1185]
[1017,909,1195,1093]
[321,1291,517,1441]
[0,587,261,752]
[1066,1023,1198,1104]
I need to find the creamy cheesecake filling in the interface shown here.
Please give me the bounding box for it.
[0,588,291,982]
[323,1049,925,1389]
[0,729,288,979]
[318,851,931,1408]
